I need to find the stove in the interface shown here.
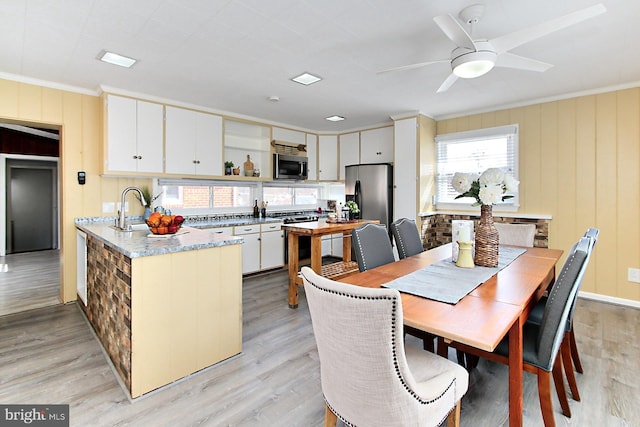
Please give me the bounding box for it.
[282,215,319,224]
[281,215,319,260]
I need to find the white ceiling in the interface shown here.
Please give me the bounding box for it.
[2,0,639,132]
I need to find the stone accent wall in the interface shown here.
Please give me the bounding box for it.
[80,234,132,391]
[420,213,549,250]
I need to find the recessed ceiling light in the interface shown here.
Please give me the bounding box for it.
[98,50,137,68]
[291,72,322,86]
[325,115,345,122]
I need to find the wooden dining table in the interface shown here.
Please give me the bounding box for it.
[339,243,563,427]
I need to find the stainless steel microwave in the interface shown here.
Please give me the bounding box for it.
[273,153,308,180]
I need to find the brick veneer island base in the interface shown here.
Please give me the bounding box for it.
[76,222,243,398]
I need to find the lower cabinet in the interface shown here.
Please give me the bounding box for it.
[233,222,284,274]
[234,225,261,274]
[260,223,284,270]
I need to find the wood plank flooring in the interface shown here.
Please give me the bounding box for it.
[0,262,638,426]
[0,250,60,316]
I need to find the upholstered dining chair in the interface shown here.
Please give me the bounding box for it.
[391,218,425,259]
[301,267,469,427]
[352,223,395,272]
[526,227,599,401]
[494,222,536,247]
[448,236,592,427]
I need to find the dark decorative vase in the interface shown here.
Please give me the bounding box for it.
[474,205,499,267]
[143,207,151,220]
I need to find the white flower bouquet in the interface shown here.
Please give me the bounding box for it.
[451,168,519,206]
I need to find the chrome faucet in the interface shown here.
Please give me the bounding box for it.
[117,186,147,230]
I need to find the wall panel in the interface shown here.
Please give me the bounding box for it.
[434,88,640,302]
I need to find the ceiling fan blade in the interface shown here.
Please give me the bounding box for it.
[490,3,606,53]
[495,52,553,72]
[433,14,476,50]
[377,59,448,74]
[436,73,458,93]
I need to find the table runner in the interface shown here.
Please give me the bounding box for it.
[382,246,527,304]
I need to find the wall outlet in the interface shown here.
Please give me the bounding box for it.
[628,268,640,283]
[102,202,115,213]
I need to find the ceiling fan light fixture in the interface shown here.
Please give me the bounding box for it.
[452,50,496,79]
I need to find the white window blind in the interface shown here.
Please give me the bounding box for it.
[435,124,519,209]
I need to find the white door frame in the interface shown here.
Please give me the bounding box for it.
[1,153,60,256]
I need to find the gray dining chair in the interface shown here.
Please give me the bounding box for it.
[301,267,469,427]
[391,218,425,259]
[448,236,591,427]
[526,227,599,401]
[351,223,395,272]
[494,222,536,247]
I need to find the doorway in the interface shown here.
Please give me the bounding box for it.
[6,159,58,253]
[0,122,61,316]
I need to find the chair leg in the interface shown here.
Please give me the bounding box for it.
[568,327,584,374]
[560,335,581,401]
[324,404,338,427]
[537,370,557,427]
[551,355,571,418]
[446,401,461,427]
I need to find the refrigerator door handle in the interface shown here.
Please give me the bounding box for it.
[354,180,362,208]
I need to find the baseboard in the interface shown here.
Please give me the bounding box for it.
[578,291,640,309]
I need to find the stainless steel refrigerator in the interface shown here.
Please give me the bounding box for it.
[345,163,393,239]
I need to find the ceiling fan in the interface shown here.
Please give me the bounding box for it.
[379,3,607,93]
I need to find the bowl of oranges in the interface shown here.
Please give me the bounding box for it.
[146,212,185,235]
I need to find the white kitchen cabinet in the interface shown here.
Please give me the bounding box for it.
[360,126,394,164]
[321,235,332,257]
[339,132,360,180]
[234,225,261,274]
[165,106,223,176]
[105,95,163,174]
[393,118,418,221]
[306,134,318,181]
[272,127,306,145]
[208,226,234,237]
[318,135,338,181]
[331,233,344,258]
[260,223,284,270]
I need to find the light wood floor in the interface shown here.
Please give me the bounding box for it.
[0,249,61,316]
[0,260,638,426]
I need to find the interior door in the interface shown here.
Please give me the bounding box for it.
[8,166,55,253]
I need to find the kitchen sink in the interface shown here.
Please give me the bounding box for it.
[110,223,149,232]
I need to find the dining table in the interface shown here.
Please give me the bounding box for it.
[339,243,563,427]
[282,218,379,308]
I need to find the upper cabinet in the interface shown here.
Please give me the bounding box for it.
[224,120,271,178]
[306,134,318,181]
[393,118,418,221]
[104,95,164,175]
[339,132,360,180]
[318,135,338,181]
[360,126,394,164]
[165,106,223,176]
[272,127,306,145]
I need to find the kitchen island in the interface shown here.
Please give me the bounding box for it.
[282,219,378,308]
[75,221,243,398]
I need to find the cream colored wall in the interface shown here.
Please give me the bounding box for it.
[436,88,640,302]
[0,78,152,303]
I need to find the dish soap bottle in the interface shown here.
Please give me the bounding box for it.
[253,200,259,218]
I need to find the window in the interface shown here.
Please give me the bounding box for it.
[156,179,256,214]
[435,124,519,210]
[263,184,320,208]
[154,180,323,214]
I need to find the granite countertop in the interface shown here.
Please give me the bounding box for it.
[76,222,243,258]
[186,217,284,229]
